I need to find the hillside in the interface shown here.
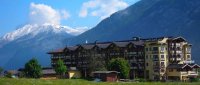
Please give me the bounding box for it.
[68,0,200,63]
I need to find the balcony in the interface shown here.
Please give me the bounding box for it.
[153,66,160,69]
[152,51,159,54]
[180,71,198,76]
[153,58,159,61]
[180,71,188,75]
[176,51,182,54]
[160,65,165,68]
[188,71,198,76]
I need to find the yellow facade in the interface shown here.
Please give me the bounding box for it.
[144,37,198,81]
[68,70,81,79]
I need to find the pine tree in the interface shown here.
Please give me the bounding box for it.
[24,58,42,78]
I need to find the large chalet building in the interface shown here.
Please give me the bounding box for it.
[48,36,199,81]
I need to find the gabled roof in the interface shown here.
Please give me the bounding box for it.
[113,41,130,47]
[81,44,95,50]
[47,48,65,54]
[167,64,200,69]
[171,36,186,42]
[131,41,144,46]
[167,64,191,69]
[96,43,111,49]
[42,68,56,75]
[190,64,200,68]
[67,46,78,51]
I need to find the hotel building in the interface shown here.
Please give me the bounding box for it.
[48,36,199,81]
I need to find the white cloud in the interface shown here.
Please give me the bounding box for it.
[79,0,128,19]
[29,3,70,25]
[60,10,70,19]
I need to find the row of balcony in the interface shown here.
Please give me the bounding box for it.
[180,71,198,76]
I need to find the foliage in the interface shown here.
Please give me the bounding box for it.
[24,58,42,78]
[5,72,12,78]
[54,59,67,78]
[190,78,199,82]
[107,58,130,79]
[0,67,3,75]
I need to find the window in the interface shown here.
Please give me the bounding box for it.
[146,55,148,59]
[161,69,165,72]
[186,47,191,53]
[169,69,173,72]
[153,47,158,51]
[153,55,159,60]
[161,55,165,59]
[146,48,148,51]
[146,63,148,66]
[161,47,165,52]
[161,62,165,66]
[187,55,191,60]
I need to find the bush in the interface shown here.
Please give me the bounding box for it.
[5,72,12,78]
[190,78,199,82]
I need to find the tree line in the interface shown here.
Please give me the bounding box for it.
[1,57,130,79]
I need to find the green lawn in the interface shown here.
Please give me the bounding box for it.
[0,78,199,85]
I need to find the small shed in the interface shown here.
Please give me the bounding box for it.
[92,71,120,82]
[41,67,57,79]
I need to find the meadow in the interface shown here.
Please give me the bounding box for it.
[0,78,200,85]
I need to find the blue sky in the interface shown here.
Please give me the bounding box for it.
[0,0,140,36]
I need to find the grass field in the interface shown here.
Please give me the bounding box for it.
[0,78,200,85]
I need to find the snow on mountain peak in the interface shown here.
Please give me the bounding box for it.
[2,24,90,41]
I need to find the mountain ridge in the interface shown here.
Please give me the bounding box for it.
[67,0,200,63]
[0,24,89,69]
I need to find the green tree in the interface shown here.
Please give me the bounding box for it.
[108,58,130,79]
[24,58,42,78]
[0,67,3,74]
[0,67,3,77]
[55,59,67,78]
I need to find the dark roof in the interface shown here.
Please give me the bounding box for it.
[167,64,200,69]
[92,71,120,74]
[131,41,144,46]
[47,48,65,54]
[81,44,95,49]
[96,43,111,49]
[113,42,130,47]
[190,64,200,68]
[42,68,56,75]
[67,46,78,51]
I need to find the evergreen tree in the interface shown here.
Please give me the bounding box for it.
[108,58,130,79]
[24,58,42,78]
[55,59,67,78]
[0,67,3,77]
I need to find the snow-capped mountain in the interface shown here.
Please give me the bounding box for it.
[2,24,86,41]
[0,24,88,69]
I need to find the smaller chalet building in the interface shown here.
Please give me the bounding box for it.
[92,71,119,82]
